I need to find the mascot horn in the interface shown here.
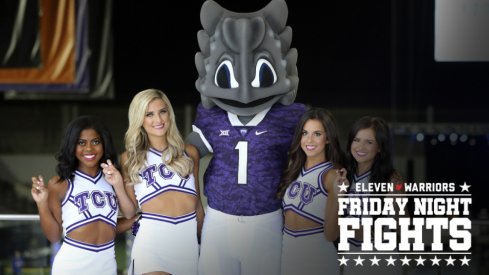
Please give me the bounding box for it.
[194,0,299,116]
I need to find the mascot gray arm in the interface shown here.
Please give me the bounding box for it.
[186,132,210,159]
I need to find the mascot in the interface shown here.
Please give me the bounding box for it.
[186,1,306,274]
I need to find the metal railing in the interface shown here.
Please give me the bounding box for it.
[0,215,40,221]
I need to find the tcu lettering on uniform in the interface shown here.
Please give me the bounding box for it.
[73,190,118,213]
[287,181,317,205]
[140,163,175,186]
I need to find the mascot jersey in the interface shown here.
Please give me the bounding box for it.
[61,170,118,234]
[193,102,306,216]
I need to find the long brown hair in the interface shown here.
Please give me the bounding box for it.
[346,116,395,185]
[277,108,344,198]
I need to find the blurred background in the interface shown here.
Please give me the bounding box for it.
[0,0,488,274]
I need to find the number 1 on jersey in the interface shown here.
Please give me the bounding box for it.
[235,141,248,185]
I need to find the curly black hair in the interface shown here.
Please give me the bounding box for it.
[55,115,119,181]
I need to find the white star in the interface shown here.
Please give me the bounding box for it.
[430,256,441,266]
[338,256,349,266]
[459,256,471,266]
[354,256,364,266]
[385,256,396,266]
[415,256,425,266]
[400,256,411,266]
[445,256,455,266]
[460,182,471,192]
[339,182,349,193]
[369,256,380,266]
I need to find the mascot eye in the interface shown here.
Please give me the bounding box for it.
[215,60,239,88]
[251,59,277,88]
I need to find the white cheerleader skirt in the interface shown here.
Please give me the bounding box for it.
[281,226,339,275]
[129,211,198,275]
[51,236,116,275]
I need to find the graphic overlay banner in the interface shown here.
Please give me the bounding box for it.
[337,181,472,270]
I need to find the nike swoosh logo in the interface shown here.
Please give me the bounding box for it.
[255,130,267,135]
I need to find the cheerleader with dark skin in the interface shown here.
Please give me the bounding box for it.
[31,115,120,274]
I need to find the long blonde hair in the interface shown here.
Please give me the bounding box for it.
[124,89,192,182]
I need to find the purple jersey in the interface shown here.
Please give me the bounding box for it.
[193,103,306,215]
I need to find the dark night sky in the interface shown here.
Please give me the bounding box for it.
[113,0,488,117]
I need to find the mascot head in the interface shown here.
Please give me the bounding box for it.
[195,0,298,116]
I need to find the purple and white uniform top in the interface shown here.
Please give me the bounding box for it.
[347,170,372,217]
[61,170,118,235]
[282,161,333,236]
[193,102,306,215]
[347,170,371,248]
[133,148,197,208]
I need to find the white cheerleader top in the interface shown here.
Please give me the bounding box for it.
[133,148,197,208]
[282,161,334,225]
[61,170,119,235]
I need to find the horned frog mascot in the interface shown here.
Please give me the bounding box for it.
[186,1,306,274]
